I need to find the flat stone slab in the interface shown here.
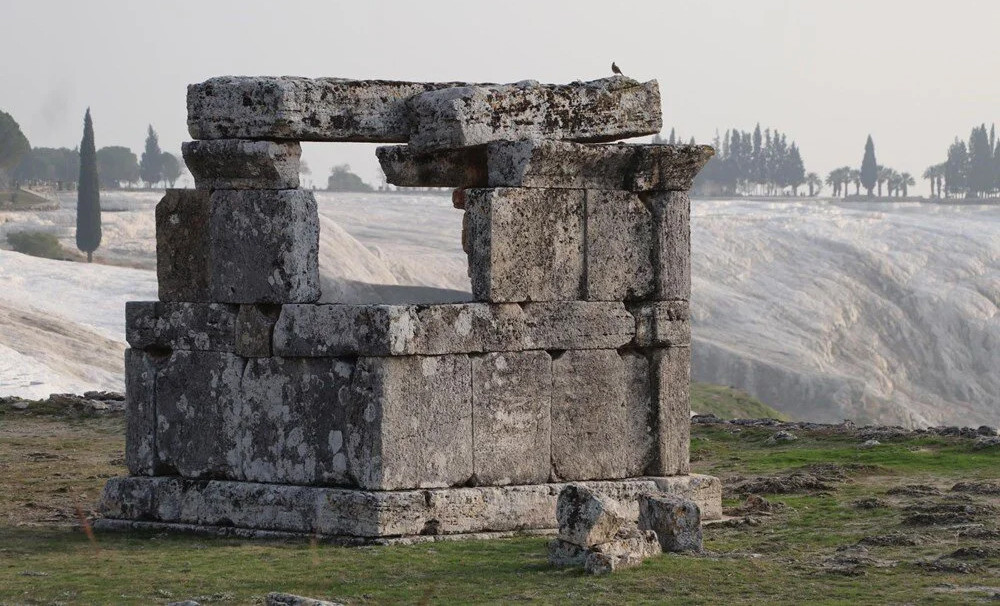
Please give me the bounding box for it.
[377,142,713,191]
[126,301,238,352]
[183,139,301,190]
[97,474,721,539]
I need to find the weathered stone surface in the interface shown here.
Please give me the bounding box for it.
[556,484,630,547]
[584,529,662,574]
[156,189,211,302]
[631,301,691,347]
[272,301,633,357]
[187,77,462,142]
[623,352,656,476]
[235,304,281,357]
[155,351,244,479]
[124,349,161,475]
[649,191,691,300]
[548,538,587,567]
[376,145,486,188]
[585,190,654,301]
[345,355,473,490]
[471,351,551,485]
[209,189,320,303]
[650,347,691,476]
[551,350,630,480]
[183,139,301,190]
[99,475,721,538]
[267,593,344,606]
[125,301,238,352]
[466,188,585,302]
[651,475,722,521]
[488,141,714,191]
[408,77,662,152]
[638,493,703,552]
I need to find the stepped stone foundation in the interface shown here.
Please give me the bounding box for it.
[97,74,720,541]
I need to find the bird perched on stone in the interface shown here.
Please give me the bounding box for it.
[612,62,623,76]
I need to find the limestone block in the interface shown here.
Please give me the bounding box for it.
[555,484,630,547]
[631,301,691,347]
[125,301,238,352]
[156,189,211,302]
[649,191,691,300]
[584,190,654,301]
[547,539,587,567]
[650,475,722,521]
[267,593,344,606]
[182,139,301,190]
[471,351,551,485]
[187,77,461,141]
[551,350,630,480]
[124,349,161,476]
[209,189,320,303]
[272,302,633,357]
[234,357,353,485]
[623,352,656,477]
[408,77,662,152]
[345,355,473,490]
[376,145,486,188]
[638,493,703,552]
[235,305,281,357]
[155,351,244,479]
[650,347,691,476]
[584,529,662,574]
[487,140,715,191]
[466,188,585,302]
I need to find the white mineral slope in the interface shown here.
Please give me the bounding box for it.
[691,199,1000,427]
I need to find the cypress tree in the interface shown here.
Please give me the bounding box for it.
[860,135,878,196]
[139,125,163,188]
[76,108,101,262]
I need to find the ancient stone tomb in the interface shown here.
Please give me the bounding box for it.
[97,75,721,540]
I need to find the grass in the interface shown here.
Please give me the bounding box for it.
[1,406,998,604]
[0,189,58,210]
[690,382,788,420]
[6,230,69,260]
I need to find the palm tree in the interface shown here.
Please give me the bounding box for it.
[849,169,861,195]
[825,170,841,197]
[899,172,915,197]
[876,166,891,197]
[806,172,822,197]
[923,165,937,198]
[887,170,902,197]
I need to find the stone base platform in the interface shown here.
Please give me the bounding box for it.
[96,474,721,542]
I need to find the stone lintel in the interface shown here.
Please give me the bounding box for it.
[182,139,301,190]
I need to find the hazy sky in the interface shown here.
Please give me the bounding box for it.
[3,0,999,193]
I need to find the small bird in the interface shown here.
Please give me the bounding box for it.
[612,62,624,76]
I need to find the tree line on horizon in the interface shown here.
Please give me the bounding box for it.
[923,124,1000,198]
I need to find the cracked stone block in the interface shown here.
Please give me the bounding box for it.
[466,188,585,302]
[585,190,654,301]
[235,305,281,357]
[408,77,661,152]
[556,484,630,547]
[471,351,551,485]
[650,347,691,476]
[376,145,487,188]
[631,301,691,347]
[638,493,702,552]
[649,191,691,300]
[182,139,301,190]
[156,189,212,302]
[125,301,238,352]
[551,350,630,481]
[345,355,473,490]
[584,529,662,574]
[124,349,162,476]
[209,189,320,303]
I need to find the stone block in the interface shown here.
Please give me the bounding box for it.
[124,349,161,476]
[376,145,486,188]
[631,301,691,347]
[408,77,661,152]
[649,191,691,300]
[345,355,473,490]
[548,539,587,567]
[267,593,343,606]
[487,140,715,191]
[584,190,654,301]
[623,351,656,476]
[272,302,633,357]
[471,351,551,485]
[551,350,630,480]
[235,305,281,357]
[584,529,662,574]
[650,475,722,521]
[638,493,703,552]
[209,189,320,303]
[125,301,238,352]
[556,484,630,547]
[650,347,691,476]
[182,139,301,190]
[155,351,244,479]
[466,188,585,302]
[156,189,211,302]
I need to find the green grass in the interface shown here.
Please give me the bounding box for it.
[5,230,69,260]
[0,188,57,210]
[1,409,997,605]
[691,382,789,420]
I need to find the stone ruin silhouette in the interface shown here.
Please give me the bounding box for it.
[96,74,722,541]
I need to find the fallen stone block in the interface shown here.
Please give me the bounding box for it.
[649,347,691,476]
[408,77,661,152]
[649,191,691,300]
[585,190,654,301]
[547,538,587,567]
[376,145,487,188]
[556,484,630,547]
[125,301,238,352]
[471,351,551,485]
[345,355,473,490]
[156,189,212,302]
[631,301,691,347]
[638,493,703,552]
[465,188,585,302]
[124,349,161,476]
[584,529,662,574]
[182,139,301,190]
[267,593,344,606]
[235,304,281,357]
